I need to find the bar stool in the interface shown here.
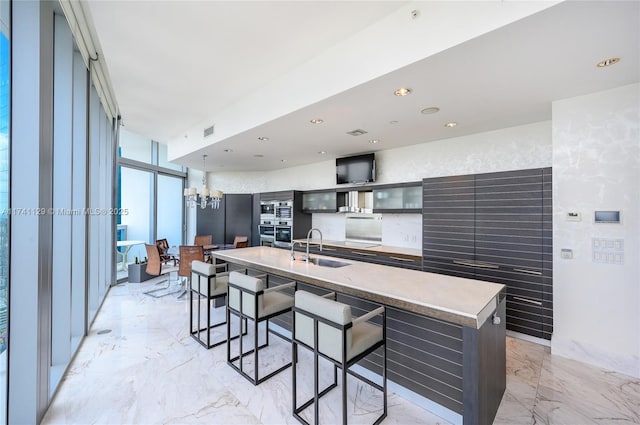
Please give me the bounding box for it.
[189,260,247,349]
[226,271,296,385]
[292,290,387,425]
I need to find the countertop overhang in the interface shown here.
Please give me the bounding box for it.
[214,246,505,329]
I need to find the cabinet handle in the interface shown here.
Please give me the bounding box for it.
[474,262,499,269]
[453,260,499,269]
[389,256,416,262]
[513,268,542,276]
[354,251,377,257]
[453,260,476,267]
[322,247,337,251]
[513,296,543,306]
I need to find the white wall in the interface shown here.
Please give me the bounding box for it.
[552,83,639,378]
[206,120,552,193]
[202,121,551,248]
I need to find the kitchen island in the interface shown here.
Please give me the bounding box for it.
[213,246,506,425]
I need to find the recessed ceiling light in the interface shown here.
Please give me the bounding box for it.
[223,149,233,152]
[596,57,620,68]
[318,151,326,155]
[444,122,457,128]
[257,136,269,141]
[394,87,412,96]
[310,118,324,124]
[369,139,379,144]
[421,107,440,115]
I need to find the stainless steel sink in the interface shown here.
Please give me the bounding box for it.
[309,258,351,268]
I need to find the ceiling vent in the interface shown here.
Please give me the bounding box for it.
[203,125,215,138]
[346,129,368,136]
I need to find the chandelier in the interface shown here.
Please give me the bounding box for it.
[184,154,223,209]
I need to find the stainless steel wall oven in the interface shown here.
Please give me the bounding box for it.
[274,225,292,247]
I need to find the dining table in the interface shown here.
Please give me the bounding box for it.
[166,244,219,257]
[116,240,146,271]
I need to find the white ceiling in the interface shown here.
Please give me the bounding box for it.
[88,1,639,173]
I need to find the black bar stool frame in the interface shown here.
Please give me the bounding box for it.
[189,264,248,349]
[292,297,387,425]
[226,275,296,385]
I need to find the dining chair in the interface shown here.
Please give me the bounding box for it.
[155,238,177,265]
[178,245,205,298]
[233,236,249,248]
[142,244,180,297]
[194,235,213,246]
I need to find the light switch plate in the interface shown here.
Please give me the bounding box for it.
[592,238,624,265]
[561,249,573,259]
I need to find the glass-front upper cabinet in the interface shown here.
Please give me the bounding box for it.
[302,190,337,213]
[373,183,422,212]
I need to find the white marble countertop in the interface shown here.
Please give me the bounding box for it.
[214,246,504,329]
[292,238,422,258]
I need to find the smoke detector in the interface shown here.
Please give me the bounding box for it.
[346,129,368,136]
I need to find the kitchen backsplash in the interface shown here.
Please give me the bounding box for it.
[311,212,421,249]
[381,213,422,249]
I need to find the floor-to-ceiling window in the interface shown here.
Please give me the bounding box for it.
[0,1,9,422]
[9,2,117,422]
[157,174,183,248]
[118,167,153,270]
[117,129,186,281]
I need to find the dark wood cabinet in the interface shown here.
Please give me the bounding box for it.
[422,174,476,279]
[196,194,253,245]
[423,168,553,340]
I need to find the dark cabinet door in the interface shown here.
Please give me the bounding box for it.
[196,197,226,245]
[196,194,253,246]
[422,174,476,279]
[473,169,549,339]
[224,194,253,245]
[251,194,261,247]
[422,168,553,340]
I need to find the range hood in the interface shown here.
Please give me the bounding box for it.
[338,190,373,213]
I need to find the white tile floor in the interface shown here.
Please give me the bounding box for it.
[42,277,640,424]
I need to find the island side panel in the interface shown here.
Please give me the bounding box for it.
[462,296,507,425]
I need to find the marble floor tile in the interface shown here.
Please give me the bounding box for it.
[41,279,639,425]
[533,353,640,424]
[493,337,548,425]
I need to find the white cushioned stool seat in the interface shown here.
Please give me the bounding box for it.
[228,271,294,319]
[190,260,228,297]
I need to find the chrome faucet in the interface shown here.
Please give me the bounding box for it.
[305,228,323,262]
[290,241,304,261]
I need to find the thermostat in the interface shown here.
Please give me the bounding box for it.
[566,212,581,222]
